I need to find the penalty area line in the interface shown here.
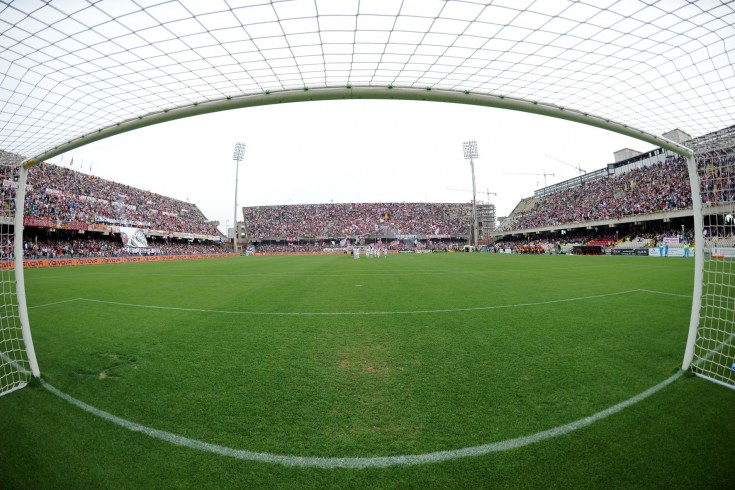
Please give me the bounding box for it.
[39,370,684,469]
[28,298,86,309]
[73,289,658,316]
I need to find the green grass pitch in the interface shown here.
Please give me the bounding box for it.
[1,253,734,488]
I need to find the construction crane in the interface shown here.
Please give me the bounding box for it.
[502,171,555,188]
[446,187,497,203]
[545,154,587,175]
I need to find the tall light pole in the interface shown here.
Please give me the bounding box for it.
[232,142,245,254]
[463,140,479,249]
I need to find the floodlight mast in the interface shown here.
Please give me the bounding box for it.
[232,142,245,254]
[463,141,479,249]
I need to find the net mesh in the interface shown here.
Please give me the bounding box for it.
[693,129,735,387]
[0,152,30,396]
[1,0,734,161]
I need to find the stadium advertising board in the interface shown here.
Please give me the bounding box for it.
[24,217,88,231]
[0,253,237,270]
[648,248,694,257]
[712,248,735,258]
[88,223,109,232]
[611,249,649,256]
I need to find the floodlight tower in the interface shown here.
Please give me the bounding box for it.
[232,142,245,254]
[463,141,479,249]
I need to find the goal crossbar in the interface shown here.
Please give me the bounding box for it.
[21,87,694,171]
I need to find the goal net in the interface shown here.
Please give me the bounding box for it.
[686,130,735,388]
[0,155,38,396]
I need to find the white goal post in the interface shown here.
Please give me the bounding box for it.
[0,158,39,397]
[682,132,735,389]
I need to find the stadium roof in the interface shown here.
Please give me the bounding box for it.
[1,0,733,165]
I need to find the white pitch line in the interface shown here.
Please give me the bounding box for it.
[635,289,691,299]
[28,298,86,309]
[70,289,649,316]
[39,370,684,469]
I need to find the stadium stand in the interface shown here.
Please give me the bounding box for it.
[587,237,617,247]
[3,155,480,257]
[21,236,225,259]
[497,126,735,245]
[498,156,691,231]
[614,237,653,250]
[25,162,219,236]
[243,202,471,240]
[8,128,732,258]
[0,154,228,259]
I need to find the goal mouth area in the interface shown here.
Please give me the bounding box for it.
[24,255,693,457]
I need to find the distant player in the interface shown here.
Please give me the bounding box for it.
[353,247,360,259]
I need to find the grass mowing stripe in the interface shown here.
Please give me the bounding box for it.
[38,370,684,469]
[71,289,650,316]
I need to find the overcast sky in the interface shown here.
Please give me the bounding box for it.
[44,99,657,233]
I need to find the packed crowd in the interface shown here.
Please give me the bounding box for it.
[22,236,227,259]
[699,146,735,204]
[493,232,591,254]
[243,202,471,239]
[492,224,699,254]
[500,156,692,230]
[248,239,466,254]
[252,243,324,253]
[11,163,219,235]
